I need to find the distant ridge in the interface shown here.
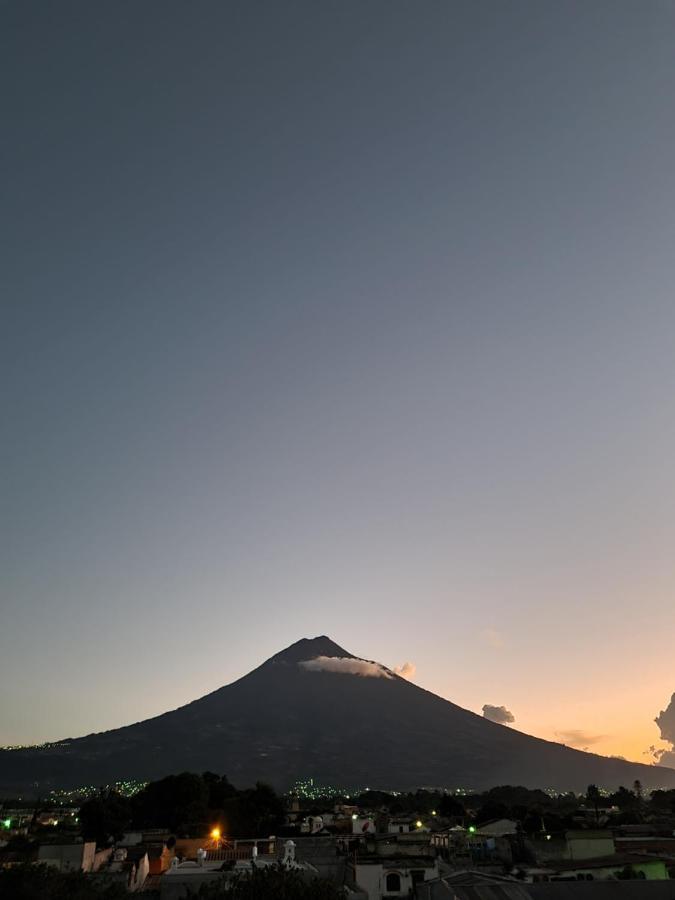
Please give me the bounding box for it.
[1,636,673,796]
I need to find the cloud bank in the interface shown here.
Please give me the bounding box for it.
[555,730,606,749]
[651,694,675,767]
[482,704,515,725]
[299,656,393,679]
[394,661,416,680]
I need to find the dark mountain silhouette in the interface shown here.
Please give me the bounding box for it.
[1,636,673,795]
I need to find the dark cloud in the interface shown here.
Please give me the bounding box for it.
[555,730,606,748]
[482,704,515,725]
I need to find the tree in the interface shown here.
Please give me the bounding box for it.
[609,786,637,811]
[439,795,466,820]
[586,784,601,826]
[616,864,645,880]
[202,772,237,810]
[648,788,675,815]
[132,772,209,832]
[79,791,132,846]
[221,782,285,836]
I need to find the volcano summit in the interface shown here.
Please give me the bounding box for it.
[1,636,672,795]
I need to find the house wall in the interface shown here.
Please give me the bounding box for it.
[550,860,669,882]
[564,834,615,860]
[131,853,149,891]
[477,819,517,836]
[119,831,144,846]
[353,862,438,899]
[38,842,96,872]
[93,846,113,872]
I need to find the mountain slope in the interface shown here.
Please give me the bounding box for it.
[1,636,672,795]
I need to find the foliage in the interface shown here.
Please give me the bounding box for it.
[84,772,285,837]
[79,791,132,846]
[219,782,285,836]
[438,794,466,819]
[649,788,675,814]
[608,785,638,810]
[0,864,128,900]
[132,771,209,832]
[202,771,238,808]
[616,864,646,880]
[186,863,341,899]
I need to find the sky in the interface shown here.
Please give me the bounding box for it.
[2,1,675,767]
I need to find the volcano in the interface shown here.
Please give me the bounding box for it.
[1,636,673,795]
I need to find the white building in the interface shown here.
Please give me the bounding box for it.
[346,833,440,899]
[348,856,439,898]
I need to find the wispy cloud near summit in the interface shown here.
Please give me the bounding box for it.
[299,656,393,679]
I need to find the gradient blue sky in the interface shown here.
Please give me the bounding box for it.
[3,1,675,762]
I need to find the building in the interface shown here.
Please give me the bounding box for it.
[348,856,439,898]
[521,854,670,883]
[37,841,99,872]
[346,833,440,899]
[476,819,519,837]
[160,839,316,900]
[95,847,149,893]
[417,878,675,900]
[387,818,416,835]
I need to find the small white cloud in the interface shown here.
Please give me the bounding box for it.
[299,656,393,679]
[480,628,504,649]
[482,704,515,725]
[394,661,416,680]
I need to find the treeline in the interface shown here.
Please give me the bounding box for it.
[78,772,284,845]
[347,782,675,833]
[66,777,675,846]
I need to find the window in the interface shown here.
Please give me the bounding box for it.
[385,872,401,893]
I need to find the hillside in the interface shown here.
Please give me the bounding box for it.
[1,636,672,795]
